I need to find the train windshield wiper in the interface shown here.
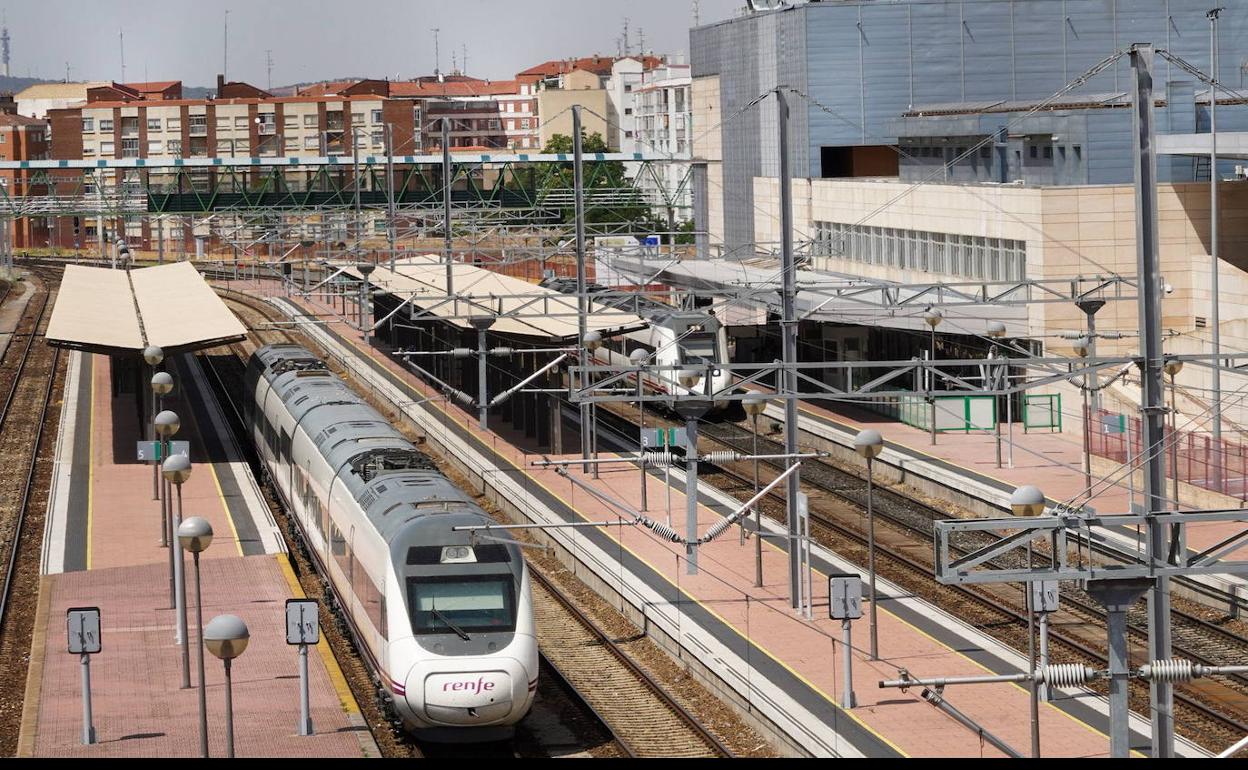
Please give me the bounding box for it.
[430,604,471,641]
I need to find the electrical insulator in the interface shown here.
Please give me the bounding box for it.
[1041,664,1099,688]
[1138,659,1196,683]
[700,451,741,465]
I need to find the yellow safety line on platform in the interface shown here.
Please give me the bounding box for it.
[207,459,245,558]
[276,554,362,718]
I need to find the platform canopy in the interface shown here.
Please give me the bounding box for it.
[345,257,646,341]
[47,261,247,356]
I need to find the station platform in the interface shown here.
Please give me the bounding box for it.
[263,289,1208,759]
[20,349,376,757]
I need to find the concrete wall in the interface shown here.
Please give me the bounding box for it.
[537,88,612,149]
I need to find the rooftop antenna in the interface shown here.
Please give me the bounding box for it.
[431,27,441,77]
[638,27,646,56]
[119,29,125,82]
[451,48,458,75]
[693,0,701,26]
[1,11,10,79]
[623,17,630,56]
[265,49,273,91]
[65,62,70,83]
[462,44,467,76]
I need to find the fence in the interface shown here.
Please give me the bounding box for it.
[898,394,996,433]
[1088,407,1248,501]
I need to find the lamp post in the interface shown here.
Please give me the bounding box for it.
[986,322,1007,469]
[630,348,649,512]
[205,615,250,759]
[163,454,193,691]
[923,308,943,445]
[1164,358,1184,510]
[744,396,769,587]
[154,410,180,609]
[854,428,885,660]
[676,369,711,576]
[143,345,165,504]
[583,331,603,477]
[179,517,214,758]
[1073,336,1094,493]
[1011,484,1046,760]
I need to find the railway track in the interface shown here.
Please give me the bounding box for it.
[0,268,67,757]
[209,290,737,757]
[588,402,1248,753]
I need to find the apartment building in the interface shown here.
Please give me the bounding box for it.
[43,76,419,250]
[630,62,692,212]
[0,114,49,248]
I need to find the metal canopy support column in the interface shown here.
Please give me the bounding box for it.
[1086,578,1152,759]
[1209,7,1224,485]
[777,87,802,610]
[1130,44,1175,758]
[573,106,591,472]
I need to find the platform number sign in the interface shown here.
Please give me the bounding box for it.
[1030,580,1060,614]
[286,599,320,646]
[828,574,863,621]
[644,427,687,450]
[67,607,102,654]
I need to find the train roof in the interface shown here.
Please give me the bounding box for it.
[253,344,489,543]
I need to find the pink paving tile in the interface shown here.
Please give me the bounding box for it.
[88,355,246,569]
[30,557,370,757]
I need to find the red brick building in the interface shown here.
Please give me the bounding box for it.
[0,114,50,248]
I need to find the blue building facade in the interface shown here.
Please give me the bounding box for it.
[692,0,1248,256]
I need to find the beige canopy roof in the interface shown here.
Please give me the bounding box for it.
[47,261,247,355]
[347,258,645,340]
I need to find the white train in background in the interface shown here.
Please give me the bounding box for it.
[245,343,538,741]
[541,278,735,409]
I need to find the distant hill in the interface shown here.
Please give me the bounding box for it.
[0,75,61,95]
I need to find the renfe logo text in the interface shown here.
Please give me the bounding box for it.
[443,676,497,695]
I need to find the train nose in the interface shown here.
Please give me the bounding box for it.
[414,671,514,726]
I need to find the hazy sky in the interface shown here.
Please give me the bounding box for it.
[6,0,746,87]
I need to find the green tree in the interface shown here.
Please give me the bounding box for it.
[538,132,651,227]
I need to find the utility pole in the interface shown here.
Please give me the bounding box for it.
[1209,7,1225,486]
[777,87,803,611]
[573,106,592,472]
[1130,44,1175,759]
[442,118,453,294]
[385,124,396,271]
[223,10,229,81]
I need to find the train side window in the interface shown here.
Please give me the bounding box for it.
[280,430,292,466]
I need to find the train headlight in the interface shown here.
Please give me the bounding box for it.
[441,546,478,564]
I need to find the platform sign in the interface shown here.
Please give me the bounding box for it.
[285,599,320,646]
[828,574,863,620]
[136,441,190,463]
[1101,413,1127,435]
[67,607,101,654]
[643,428,687,450]
[1030,581,1060,614]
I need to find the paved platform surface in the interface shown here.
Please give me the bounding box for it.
[261,285,1209,759]
[23,349,375,757]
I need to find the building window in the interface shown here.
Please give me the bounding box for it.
[147,140,162,154]
[83,146,96,157]
[283,114,297,128]
[82,118,94,132]
[371,130,384,146]
[813,220,1026,282]
[188,115,207,136]
[1029,145,1038,159]
[304,114,318,128]
[625,108,633,115]
[121,138,140,157]
[232,116,248,129]
[100,141,115,155]
[520,119,530,130]
[284,137,299,152]
[352,112,365,124]
[147,118,162,131]
[304,136,319,150]
[99,119,114,132]
[167,117,181,131]
[1043,145,1053,159]
[371,109,383,124]
[167,139,182,156]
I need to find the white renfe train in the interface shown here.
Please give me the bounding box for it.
[244,343,538,741]
[541,278,734,409]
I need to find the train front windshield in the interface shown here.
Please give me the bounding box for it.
[408,575,517,636]
[679,333,719,367]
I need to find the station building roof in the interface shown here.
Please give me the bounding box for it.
[47,261,247,356]
[346,257,646,341]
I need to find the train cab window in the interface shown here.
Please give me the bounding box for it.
[407,575,516,637]
[678,332,719,367]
